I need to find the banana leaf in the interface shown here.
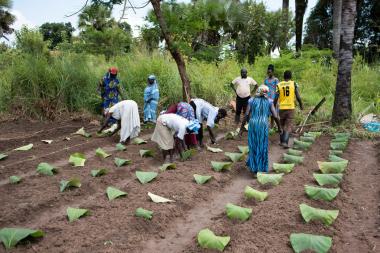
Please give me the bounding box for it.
[140,149,154,158]
[159,163,176,172]
[287,149,303,156]
[300,136,315,143]
[91,168,108,177]
[328,155,348,163]
[36,162,58,176]
[74,127,91,138]
[299,203,339,225]
[211,161,233,172]
[181,149,197,161]
[237,146,249,155]
[0,228,44,249]
[257,173,284,186]
[244,186,268,201]
[194,174,212,184]
[206,146,223,153]
[224,152,244,162]
[135,207,153,220]
[334,132,350,138]
[329,150,343,156]
[225,131,238,140]
[293,139,312,150]
[304,185,340,201]
[106,186,127,200]
[290,233,332,253]
[14,144,33,151]
[225,203,252,221]
[0,154,8,160]
[95,148,111,158]
[332,136,349,142]
[9,176,21,184]
[273,163,295,173]
[132,138,147,145]
[197,228,230,252]
[317,161,348,174]
[148,192,174,203]
[283,153,304,164]
[67,207,90,222]
[306,131,322,137]
[69,153,86,167]
[330,141,347,150]
[116,143,126,151]
[313,173,343,186]
[114,157,131,167]
[136,171,158,184]
[60,178,81,192]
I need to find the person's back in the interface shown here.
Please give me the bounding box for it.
[277,80,296,110]
[249,97,271,121]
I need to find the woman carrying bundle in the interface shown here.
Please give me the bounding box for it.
[239,85,282,174]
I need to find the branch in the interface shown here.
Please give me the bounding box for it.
[65,0,89,17]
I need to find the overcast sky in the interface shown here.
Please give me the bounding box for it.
[9,0,317,39]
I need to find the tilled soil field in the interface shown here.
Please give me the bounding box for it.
[0,119,378,253]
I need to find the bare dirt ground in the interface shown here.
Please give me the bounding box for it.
[0,119,378,253]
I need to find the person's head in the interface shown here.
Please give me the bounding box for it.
[215,108,227,124]
[186,120,201,134]
[255,84,269,97]
[109,67,118,79]
[284,70,292,81]
[240,68,248,79]
[267,64,274,78]
[148,75,156,85]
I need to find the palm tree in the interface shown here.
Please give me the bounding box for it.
[281,0,290,49]
[0,0,15,40]
[332,0,342,58]
[332,0,357,124]
[295,0,308,51]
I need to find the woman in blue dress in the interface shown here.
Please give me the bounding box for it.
[239,85,282,174]
[143,75,160,123]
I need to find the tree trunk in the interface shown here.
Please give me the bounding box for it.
[332,0,357,124]
[150,0,191,102]
[332,0,342,58]
[281,0,289,50]
[295,0,308,52]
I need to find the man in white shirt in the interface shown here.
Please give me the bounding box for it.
[230,68,258,123]
[190,98,227,147]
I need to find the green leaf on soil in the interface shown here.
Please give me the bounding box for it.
[9,176,21,184]
[91,168,108,177]
[0,154,8,160]
[36,162,58,176]
[257,173,284,186]
[140,149,154,158]
[206,146,223,153]
[328,155,348,163]
[135,208,153,220]
[293,139,312,150]
[95,148,111,158]
[132,138,147,145]
[13,144,33,151]
[237,146,249,155]
[60,178,81,192]
[306,131,322,137]
[318,161,348,174]
[159,163,176,172]
[148,192,174,203]
[330,141,347,150]
[211,161,233,172]
[287,149,303,156]
[106,186,127,200]
[329,150,343,156]
[290,233,332,253]
[225,203,252,221]
[66,207,90,222]
[114,157,131,167]
[194,174,212,185]
[300,136,315,143]
[74,127,91,138]
[283,153,304,164]
[299,203,339,225]
[224,152,244,162]
[0,228,44,249]
[244,186,268,201]
[181,149,197,161]
[313,173,343,186]
[334,132,350,138]
[273,163,295,173]
[69,153,86,167]
[304,185,340,201]
[116,143,127,151]
[197,228,230,251]
[225,131,238,140]
[136,171,158,184]
[332,136,349,142]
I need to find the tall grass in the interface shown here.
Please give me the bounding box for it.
[0,48,378,122]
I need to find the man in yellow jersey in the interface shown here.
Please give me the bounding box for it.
[274,70,303,148]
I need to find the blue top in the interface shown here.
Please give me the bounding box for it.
[264,77,279,100]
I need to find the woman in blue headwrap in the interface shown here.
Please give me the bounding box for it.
[143,75,160,123]
[239,85,282,174]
